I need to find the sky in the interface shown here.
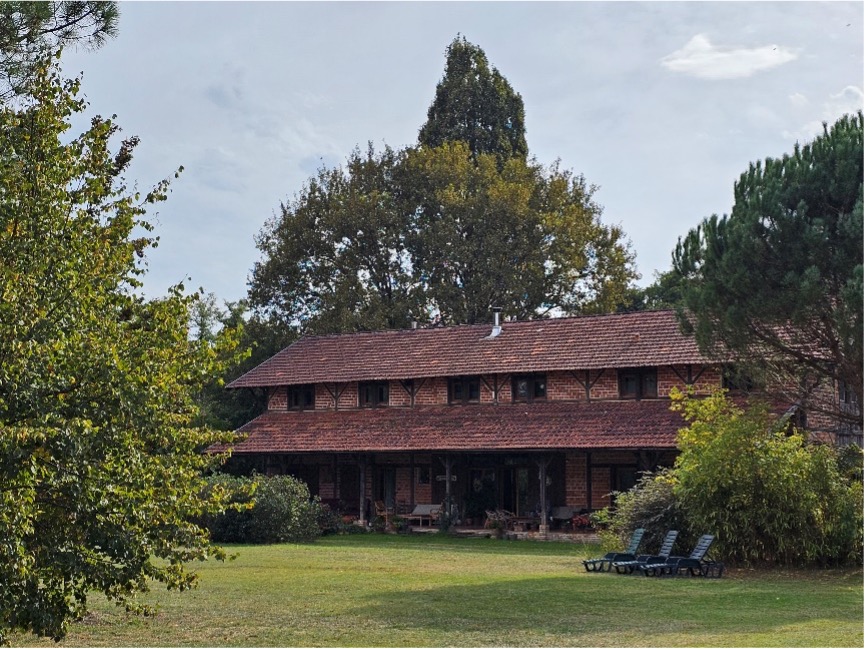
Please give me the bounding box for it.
[59,1,864,306]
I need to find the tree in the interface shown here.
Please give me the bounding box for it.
[0,58,239,642]
[418,36,527,165]
[0,2,119,98]
[249,41,636,334]
[673,113,863,429]
[402,142,635,323]
[249,144,421,335]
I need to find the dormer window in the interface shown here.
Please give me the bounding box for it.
[288,384,315,411]
[618,368,657,400]
[512,374,546,403]
[359,381,389,408]
[448,376,481,404]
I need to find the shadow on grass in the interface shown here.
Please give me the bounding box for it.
[346,573,863,642]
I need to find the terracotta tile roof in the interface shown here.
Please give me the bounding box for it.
[228,310,708,389]
[218,400,685,454]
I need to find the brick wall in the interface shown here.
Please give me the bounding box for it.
[547,371,584,401]
[267,363,730,412]
[591,467,612,509]
[564,452,587,508]
[657,365,722,397]
[414,377,448,406]
[590,369,619,400]
[268,387,287,411]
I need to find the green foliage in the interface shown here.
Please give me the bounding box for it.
[418,36,527,166]
[671,389,863,566]
[249,144,421,335]
[403,143,635,323]
[0,58,241,642]
[248,41,636,334]
[673,113,864,428]
[0,2,119,98]
[249,141,636,331]
[609,469,690,555]
[202,474,322,544]
[619,270,684,312]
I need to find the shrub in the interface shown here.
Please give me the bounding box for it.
[671,389,863,566]
[609,469,690,556]
[202,473,322,543]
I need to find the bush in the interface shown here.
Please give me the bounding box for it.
[609,469,690,556]
[202,473,322,543]
[671,389,863,566]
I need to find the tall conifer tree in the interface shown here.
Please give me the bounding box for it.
[418,36,527,166]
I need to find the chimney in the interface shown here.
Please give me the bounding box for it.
[411,321,418,330]
[483,307,502,339]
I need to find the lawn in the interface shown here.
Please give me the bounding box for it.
[11,534,863,647]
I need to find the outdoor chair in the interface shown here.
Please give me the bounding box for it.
[582,528,645,572]
[484,509,513,529]
[613,530,679,575]
[407,504,441,527]
[641,534,722,577]
[374,500,394,525]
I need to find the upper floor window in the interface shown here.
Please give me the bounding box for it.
[448,376,481,404]
[288,384,315,411]
[359,381,389,408]
[512,374,546,403]
[840,380,859,405]
[618,367,657,400]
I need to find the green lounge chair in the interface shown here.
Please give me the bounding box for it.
[582,528,645,573]
[613,529,679,575]
[641,534,721,577]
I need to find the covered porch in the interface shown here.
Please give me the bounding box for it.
[224,447,676,534]
[221,399,682,532]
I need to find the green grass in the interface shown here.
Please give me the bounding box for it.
[12,534,863,647]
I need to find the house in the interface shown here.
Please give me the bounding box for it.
[222,309,846,531]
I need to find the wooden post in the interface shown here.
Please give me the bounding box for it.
[537,455,552,537]
[410,453,416,509]
[437,456,456,529]
[358,457,367,525]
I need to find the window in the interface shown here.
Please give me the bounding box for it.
[287,384,315,411]
[448,376,481,404]
[618,367,657,400]
[359,381,389,407]
[512,374,547,402]
[840,380,858,405]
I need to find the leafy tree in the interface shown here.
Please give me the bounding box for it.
[249,42,636,333]
[619,270,684,312]
[673,113,863,428]
[0,58,240,642]
[671,389,863,566]
[0,2,119,97]
[418,35,527,165]
[402,142,635,323]
[249,144,421,335]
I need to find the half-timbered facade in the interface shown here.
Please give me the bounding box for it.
[222,310,845,531]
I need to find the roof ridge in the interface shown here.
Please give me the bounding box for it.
[291,309,679,341]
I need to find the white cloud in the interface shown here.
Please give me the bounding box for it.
[661,34,798,80]
[783,85,863,142]
[788,92,809,108]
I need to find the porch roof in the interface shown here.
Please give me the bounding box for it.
[220,400,685,454]
[227,310,709,389]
